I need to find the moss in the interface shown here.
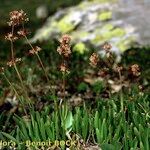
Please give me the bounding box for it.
[73,42,87,54]
[98,11,112,21]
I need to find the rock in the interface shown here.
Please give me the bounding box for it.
[31,0,150,54]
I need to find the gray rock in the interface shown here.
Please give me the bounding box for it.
[31,0,150,54]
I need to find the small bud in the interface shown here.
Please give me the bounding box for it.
[116,66,123,72]
[59,34,71,45]
[59,63,70,74]
[7,58,21,67]
[98,68,108,78]
[5,33,18,41]
[29,46,42,55]
[130,64,141,76]
[102,42,112,52]
[89,53,99,66]
[0,67,5,73]
[17,29,30,37]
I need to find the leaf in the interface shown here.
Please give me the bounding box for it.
[1,132,19,144]
[65,111,73,131]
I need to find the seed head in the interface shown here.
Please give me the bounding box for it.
[89,53,99,66]
[130,64,141,76]
[17,29,30,37]
[8,10,29,26]
[5,33,18,41]
[57,44,71,57]
[7,58,21,67]
[57,35,71,57]
[102,42,112,52]
[98,68,108,78]
[59,62,70,74]
[0,67,5,73]
[116,66,123,72]
[29,46,42,55]
[59,34,71,45]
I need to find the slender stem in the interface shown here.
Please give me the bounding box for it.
[25,36,50,81]
[62,72,66,100]
[23,34,55,96]
[10,25,30,106]
[14,64,30,104]
[118,69,123,112]
[11,25,14,61]
[3,73,20,99]
[36,53,49,82]
[2,73,28,115]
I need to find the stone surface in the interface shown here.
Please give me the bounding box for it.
[31,0,150,54]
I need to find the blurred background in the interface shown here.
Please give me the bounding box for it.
[1,0,150,55]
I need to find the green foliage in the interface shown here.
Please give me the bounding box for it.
[1,93,149,149]
[92,81,104,94]
[77,82,89,92]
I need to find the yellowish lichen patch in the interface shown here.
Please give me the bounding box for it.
[111,28,126,37]
[98,11,112,21]
[101,24,114,31]
[73,42,87,54]
[57,16,75,33]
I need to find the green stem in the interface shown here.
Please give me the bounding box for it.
[24,35,55,96]
[63,72,66,100]
[14,63,30,106]
[10,25,30,106]
[118,70,123,112]
[2,73,28,115]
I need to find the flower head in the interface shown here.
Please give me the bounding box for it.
[89,53,99,66]
[57,35,71,57]
[130,64,140,76]
[7,58,22,67]
[29,46,42,55]
[0,67,4,73]
[59,62,70,74]
[102,42,112,52]
[17,29,30,37]
[59,34,71,45]
[8,10,29,26]
[5,33,18,41]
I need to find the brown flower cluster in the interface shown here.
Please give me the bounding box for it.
[5,33,18,41]
[89,53,99,66]
[102,42,112,52]
[57,35,71,57]
[130,64,141,76]
[29,46,42,55]
[8,10,29,26]
[7,58,22,67]
[59,62,70,74]
[17,29,30,37]
[0,67,4,73]
[98,68,109,78]
[102,42,113,59]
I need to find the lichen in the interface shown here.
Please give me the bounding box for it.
[101,24,114,31]
[98,11,112,21]
[73,42,87,54]
[57,16,75,33]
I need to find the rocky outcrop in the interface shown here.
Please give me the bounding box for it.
[31,0,150,54]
